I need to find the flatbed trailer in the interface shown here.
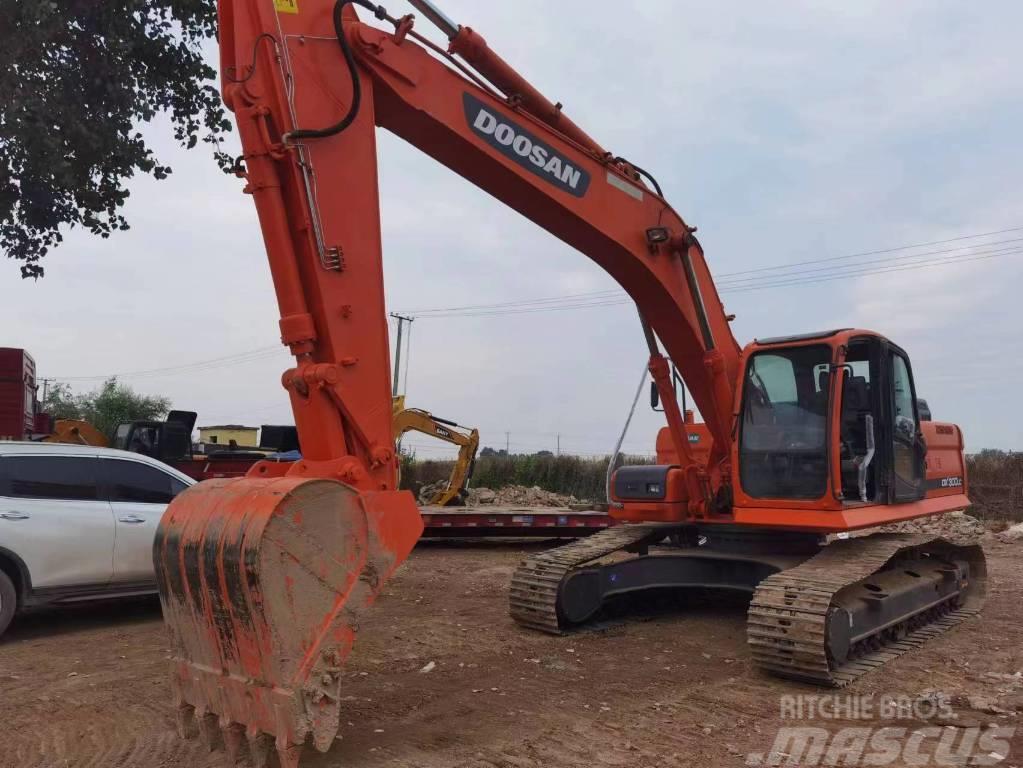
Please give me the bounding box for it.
[172,451,615,538]
[420,505,613,538]
[170,455,275,481]
[172,452,616,538]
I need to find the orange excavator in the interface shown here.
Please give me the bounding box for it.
[154,1,984,764]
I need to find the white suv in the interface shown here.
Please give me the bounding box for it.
[0,441,194,638]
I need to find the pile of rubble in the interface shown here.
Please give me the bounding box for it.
[878,510,987,540]
[997,522,1023,543]
[416,482,584,508]
[466,485,581,508]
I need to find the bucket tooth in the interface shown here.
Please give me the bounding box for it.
[276,741,304,768]
[175,704,196,739]
[221,721,245,763]
[247,729,273,768]
[197,710,220,752]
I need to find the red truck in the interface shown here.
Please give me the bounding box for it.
[0,350,287,482]
[0,348,38,441]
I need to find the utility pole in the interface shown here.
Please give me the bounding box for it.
[505,431,510,454]
[557,433,561,456]
[39,378,55,404]
[390,313,414,396]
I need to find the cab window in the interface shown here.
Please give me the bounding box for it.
[891,353,920,491]
[891,354,917,439]
[740,345,831,499]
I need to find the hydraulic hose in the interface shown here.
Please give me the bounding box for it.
[285,0,389,142]
[614,156,663,197]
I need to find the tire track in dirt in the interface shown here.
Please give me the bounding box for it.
[6,703,208,768]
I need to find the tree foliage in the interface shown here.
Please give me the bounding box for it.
[0,0,231,277]
[40,381,81,422]
[42,378,172,436]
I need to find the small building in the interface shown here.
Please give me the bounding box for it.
[198,424,258,447]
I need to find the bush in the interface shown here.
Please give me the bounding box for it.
[965,450,1023,521]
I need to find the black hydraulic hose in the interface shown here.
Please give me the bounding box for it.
[614,156,663,197]
[224,33,279,84]
[631,163,663,197]
[285,0,389,142]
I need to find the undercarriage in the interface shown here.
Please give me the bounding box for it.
[510,525,986,686]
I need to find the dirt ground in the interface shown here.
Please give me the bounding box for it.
[1,534,1021,768]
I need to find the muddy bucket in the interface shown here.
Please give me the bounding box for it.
[154,476,422,766]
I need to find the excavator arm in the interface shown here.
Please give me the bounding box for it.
[392,405,479,506]
[155,1,743,763]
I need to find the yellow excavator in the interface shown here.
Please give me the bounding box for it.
[392,396,480,506]
[42,419,109,446]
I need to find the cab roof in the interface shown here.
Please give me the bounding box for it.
[753,328,851,346]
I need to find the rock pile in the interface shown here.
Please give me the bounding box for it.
[997,522,1023,543]
[416,482,584,508]
[466,485,580,508]
[878,510,987,540]
[417,480,455,505]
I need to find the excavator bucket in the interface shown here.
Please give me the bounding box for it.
[153,476,422,765]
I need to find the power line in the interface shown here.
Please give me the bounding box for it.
[46,225,1023,380]
[406,297,631,318]
[52,345,283,382]
[715,237,1023,287]
[403,288,621,315]
[722,245,1023,293]
[395,241,1023,317]
[393,225,1022,318]
[716,224,1023,278]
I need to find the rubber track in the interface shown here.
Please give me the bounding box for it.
[509,524,663,633]
[747,533,987,687]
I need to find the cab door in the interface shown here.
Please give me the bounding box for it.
[885,347,926,502]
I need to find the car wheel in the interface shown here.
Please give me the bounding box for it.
[0,570,17,639]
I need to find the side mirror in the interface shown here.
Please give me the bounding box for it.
[650,381,660,410]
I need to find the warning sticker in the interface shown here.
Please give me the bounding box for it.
[274,0,299,13]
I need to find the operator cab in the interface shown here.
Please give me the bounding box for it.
[737,329,927,507]
[111,410,197,463]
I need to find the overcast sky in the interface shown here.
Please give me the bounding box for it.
[3,1,1021,458]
